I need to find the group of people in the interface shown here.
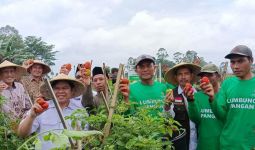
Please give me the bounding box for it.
[0,45,254,150]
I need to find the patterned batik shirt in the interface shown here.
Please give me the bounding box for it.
[0,81,31,120]
[21,75,44,103]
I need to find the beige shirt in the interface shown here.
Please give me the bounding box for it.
[21,75,44,102]
[0,81,31,120]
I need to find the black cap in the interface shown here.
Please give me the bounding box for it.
[135,54,155,67]
[92,66,109,78]
[225,45,253,59]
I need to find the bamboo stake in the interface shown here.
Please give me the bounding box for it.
[23,85,33,106]
[102,63,112,98]
[75,122,82,150]
[103,64,124,140]
[100,91,110,114]
[43,78,75,148]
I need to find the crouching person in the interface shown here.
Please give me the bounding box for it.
[17,73,87,149]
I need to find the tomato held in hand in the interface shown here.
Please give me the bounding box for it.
[83,62,91,70]
[120,78,129,84]
[201,77,210,84]
[185,83,192,90]
[65,63,72,71]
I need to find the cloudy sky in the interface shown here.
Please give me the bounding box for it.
[0,0,254,72]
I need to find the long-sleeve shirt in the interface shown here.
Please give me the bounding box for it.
[188,91,223,150]
[210,76,255,150]
[0,81,31,120]
[81,84,109,114]
[21,75,44,102]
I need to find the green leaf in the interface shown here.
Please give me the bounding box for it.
[62,130,103,140]
[43,132,52,141]
[125,139,136,149]
[51,133,69,148]
[33,138,42,150]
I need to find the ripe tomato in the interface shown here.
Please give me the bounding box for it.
[201,77,210,84]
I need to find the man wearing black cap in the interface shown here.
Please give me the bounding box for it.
[81,67,109,113]
[201,45,255,150]
[82,66,128,114]
[129,54,169,116]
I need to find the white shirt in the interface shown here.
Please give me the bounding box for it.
[30,100,87,149]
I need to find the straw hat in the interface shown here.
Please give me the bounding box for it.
[27,60,51,74]
[0,60,26,78]
[164,62,201,85]
[40,73,86,100]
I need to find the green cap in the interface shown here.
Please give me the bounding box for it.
[197,64,219,76]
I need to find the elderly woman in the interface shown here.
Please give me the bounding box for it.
[0,60,31,120]
[18,73,86,149]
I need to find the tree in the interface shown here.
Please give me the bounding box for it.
[0,25,58,67]
[173,52,184,64]
[24,36,58,66]
[173,50,208,66]
[0,25,27,64]
[184,50,197,63]
[156,48,169,63]
[155,48,175,77]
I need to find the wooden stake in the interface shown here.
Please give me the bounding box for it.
[100,91,109,114]
[103,64,124,140]
[102,63,112,98]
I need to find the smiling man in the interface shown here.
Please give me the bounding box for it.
[200,45,255,150]
[18,73,86,149]
[128,54,168,116]
[21,60,51,102]
[164,62,201,150]
[0,60,31,120]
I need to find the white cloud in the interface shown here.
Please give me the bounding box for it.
[0,0,254,74]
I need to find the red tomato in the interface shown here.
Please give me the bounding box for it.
[201,77,210,84]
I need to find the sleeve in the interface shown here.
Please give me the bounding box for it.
[188,99,201,125]
[210,84,228,123]
[81,84,95,111]
[127,92,136,115]
[31,117,40,134]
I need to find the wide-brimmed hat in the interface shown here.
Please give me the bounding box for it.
[197,64,220,76]
[40,73,86,100]
[0,60,26,78]
[164,62,201,85]
[27,60,51,74]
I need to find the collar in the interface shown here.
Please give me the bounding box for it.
[178,85,183,95]
[29,75,43,82]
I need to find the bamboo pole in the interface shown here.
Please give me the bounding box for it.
[102,63,112,98]
[100,91,110,114]
[103,64,124,140]
[43,79,75,148]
